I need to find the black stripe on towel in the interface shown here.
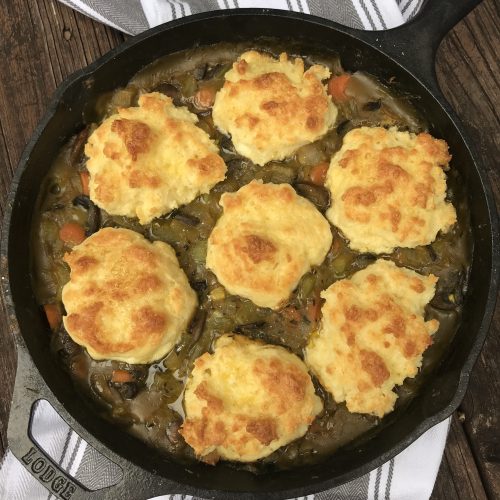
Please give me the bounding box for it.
[358,0,377,29]
[385,459,395,500]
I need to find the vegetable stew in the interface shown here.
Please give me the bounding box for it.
[31,41,472,471]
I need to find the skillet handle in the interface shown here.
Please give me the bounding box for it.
[8,397,91,500]
[353,0,482,93]
[7,349,95,500]
[7,344,184,500]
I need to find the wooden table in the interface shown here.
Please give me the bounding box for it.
[0,1,498,498]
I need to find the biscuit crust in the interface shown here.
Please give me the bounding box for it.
[212,51,337,166]
[206,180,333,309]
[85,92,227,224]
[305,259,439,417]
[62,228,197,363]
[180,334,323,462]
[325,127,456,253]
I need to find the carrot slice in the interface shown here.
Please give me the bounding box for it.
[59,222,86,245]
[111,370,134,383]
[328,74,351,102]
[43,303,61,331]
[194,87,216,109]
[309,161,330,185]
[307,294,323,324]
[306,301,320,323]
[80,171,90,196]
[331,236,343,257]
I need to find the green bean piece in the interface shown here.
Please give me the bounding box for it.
[152,372,184,404]
[261,163,298,184]
[331,253,353,278]
[297,273,316,302]
[190,240,208,265]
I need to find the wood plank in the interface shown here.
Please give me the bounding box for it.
[0,118,14,220]
[435,1,500,497]
[0,0,125,172]
[34,0,125,83]
[432,455,461,500]
[431,415,488,500]
[0,0,124,457]
[0,0,498,497]
[435,2,500,203]
[460,308,500,500]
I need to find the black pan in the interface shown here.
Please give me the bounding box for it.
[1,1,498,499]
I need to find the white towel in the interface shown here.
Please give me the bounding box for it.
[1,1,450,499]
[56,0,425,35]
[0,400,450,500]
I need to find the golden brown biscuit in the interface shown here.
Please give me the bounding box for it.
[180,334,322,463]
[305,259,438,417]
[85,92,227,224]
[62,228,197,363]
[212,51,337,165]
[325,127,456,253]
[206,180,333,309]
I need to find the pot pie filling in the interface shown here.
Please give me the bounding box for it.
[85,92,227,224]
[325,126,457,254]
[206,180,332,309]
[62,227,198,364]
[180,334,322,463]
[306,259,439,418]
[31,42,471,470]
[212,50,338,166]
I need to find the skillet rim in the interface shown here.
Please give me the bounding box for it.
[1,8,498,499]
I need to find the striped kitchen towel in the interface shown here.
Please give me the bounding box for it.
[0,1,450,499]
[0,400,450,499]
[57,0,426,35]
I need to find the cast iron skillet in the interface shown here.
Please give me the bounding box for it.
[1,1,498,499]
